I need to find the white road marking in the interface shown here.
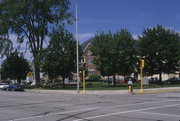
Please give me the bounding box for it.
[73,104,180,121]
[11,108,100,121]
[139,111,180,117]
[101,99,180,109]
[8,100,180,121]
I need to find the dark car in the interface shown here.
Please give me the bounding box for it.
[148,77,160,84]
[163,77,180,84]
[7,83,24,91]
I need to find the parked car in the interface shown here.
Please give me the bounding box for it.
[148,77,160,84]
[104,79,125,84]
[104,77,138,84]
[0,83,9,90]
[163,77,180,84]
[116,80,125,84]
[7,83,24,91]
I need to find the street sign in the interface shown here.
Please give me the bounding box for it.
[27,72,33,77]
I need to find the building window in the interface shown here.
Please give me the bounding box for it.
[87,50,92,56]
[87,57,94,64]
[88,69,95,75]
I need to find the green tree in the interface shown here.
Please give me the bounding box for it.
[0,0,72,86]
[92,32,115,85]
[139,25,180,85]
[114,29,137,77]
[91,29,137,86]
[42,28,77,87]
[1,51,30,83]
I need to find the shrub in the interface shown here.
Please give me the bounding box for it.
[87,74,101,81]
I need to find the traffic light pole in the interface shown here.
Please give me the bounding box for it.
[82,70,86,94]
[140,59,144,93]
[140,67,144,93]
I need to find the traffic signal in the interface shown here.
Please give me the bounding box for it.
[141,59,144,69]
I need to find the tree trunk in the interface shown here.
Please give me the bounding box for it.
[107,76,110,86]
[53,79,55,87]
[17,79,21,84]
[113,74,116,87]
[53,74,55,87]
[62,76,65,88]
[33,52,41,87]
[159,62,163,87]
[34,64,40,87]
[159,73,163,87]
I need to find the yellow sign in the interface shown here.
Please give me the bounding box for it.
[27,72,33,77]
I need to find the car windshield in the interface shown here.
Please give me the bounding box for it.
[11,84,21,87]
[0,83,8,85]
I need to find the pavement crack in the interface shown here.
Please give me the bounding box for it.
[44,111,50,116]
[113,115,158,121]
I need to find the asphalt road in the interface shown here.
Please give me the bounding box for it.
[0,88,180,121]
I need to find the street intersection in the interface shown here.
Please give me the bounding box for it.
[0,88,180,121]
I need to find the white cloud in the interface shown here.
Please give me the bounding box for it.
[79,33,95,42]
[132,34,139,39]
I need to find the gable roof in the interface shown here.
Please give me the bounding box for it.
[81,38,94,51]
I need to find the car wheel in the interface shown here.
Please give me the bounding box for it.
[12,88,15,91]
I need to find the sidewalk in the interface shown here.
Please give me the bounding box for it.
[27,87,180,95]
[134,87,180,94]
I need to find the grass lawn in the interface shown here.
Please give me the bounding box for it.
[25,81,180,90]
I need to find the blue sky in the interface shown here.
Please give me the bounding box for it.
[69,0,180,43]
[1,0,180,64]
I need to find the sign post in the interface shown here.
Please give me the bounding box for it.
[27,72,33,83]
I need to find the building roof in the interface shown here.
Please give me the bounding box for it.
[81,38,94,51]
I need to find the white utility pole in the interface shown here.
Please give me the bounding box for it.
[76,3,80,93]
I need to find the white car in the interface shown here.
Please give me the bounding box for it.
[0,83,9,90]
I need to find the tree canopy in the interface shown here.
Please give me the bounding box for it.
[0,0,73,85]
[42,28,78,87]
[91,29,137,86]
[114,29,137,77]
[1,51,30,83]
[138,25,180,83]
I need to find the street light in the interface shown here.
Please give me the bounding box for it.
[76,3,80,93]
